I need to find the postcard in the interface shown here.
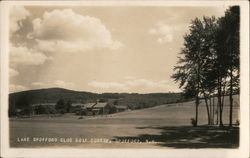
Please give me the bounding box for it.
[0,1,249,157]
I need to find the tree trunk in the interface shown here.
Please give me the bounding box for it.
[209,97,212,125]
[195,96,199,126]
[218,77,224,127]
[222,84,226,112]
[204,95,211,125]
[212,96,215,125]
[229,68,233,127]
[216,100,219,125]
[195,58,200,127]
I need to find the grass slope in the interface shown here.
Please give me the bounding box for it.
[9,95,239,148]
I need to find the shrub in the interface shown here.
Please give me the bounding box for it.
[57,109,67,114]
[35,105,46,114]
[75,109,87,116]
[235,119,240,125]
[190,118,196,127]
[55,99,66,110]
[109,106,117,114]
[46,106,57,114]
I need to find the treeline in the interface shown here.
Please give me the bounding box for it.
[172,6,239,127]
[9,88,191,117]
[11,98,80,116]
[115,93,189,110]
[34,99,83,115]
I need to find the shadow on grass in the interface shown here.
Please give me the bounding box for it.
[114,125,239,148]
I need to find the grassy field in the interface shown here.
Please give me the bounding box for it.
[9,96,239,148]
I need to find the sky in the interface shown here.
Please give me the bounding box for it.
[9,5,228,93]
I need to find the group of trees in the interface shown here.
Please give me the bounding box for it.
[9,96,73,116]
[172,6,239,127]
[55,99,72,114]
[9,95,33,116]
[32,99,73,115]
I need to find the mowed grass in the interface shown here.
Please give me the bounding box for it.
[9,95,239,148]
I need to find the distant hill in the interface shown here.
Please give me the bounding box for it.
[9,88,187,109]
[9,88,98,105]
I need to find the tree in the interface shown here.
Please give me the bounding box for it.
[172,15,233,126]
[66,100,72,113]
[171,7,240,127]
[215,6,240,127]
[172,18,204,126]
[225,6,240,127]
[55,98,66,113]
[114,100,119,105]
[198,16,218,125]
[15,95,33,116]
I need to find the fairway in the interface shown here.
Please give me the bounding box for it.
[9,97,239,148]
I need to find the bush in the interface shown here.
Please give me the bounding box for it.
[19,108,32,116]
[57,109,67,114]
[75,109,87,116]
[109,106,117,114]
[35,105,46,114]
[235,119,240,125]
[8,106,17,117]
[55,99,66,110]
[190,118,196,127]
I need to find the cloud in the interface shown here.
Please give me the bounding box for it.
[28,9,123,53]
[88,78,180,93]
[125,79,176,92]
[10,44,51,66]
[54,80,75,88]
[9,84,27,93]
[31,80,75,89]
[126,79,170,89]
[124,76,137,80]
[31,82,48,87]
[10,6,30,34]
[9,68,19,77]
[149,22,176,43]
[88,81,128,91]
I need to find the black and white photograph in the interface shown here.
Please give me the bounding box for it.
[0,1,249,157]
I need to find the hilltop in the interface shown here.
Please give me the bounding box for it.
[9,88,98,104]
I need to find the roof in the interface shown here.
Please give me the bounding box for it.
[93,102,108,108]
[115,105,128,109]
[84,103,96,108]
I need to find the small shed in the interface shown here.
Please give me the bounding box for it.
[92,103,110,115]
[115,105,128,113]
